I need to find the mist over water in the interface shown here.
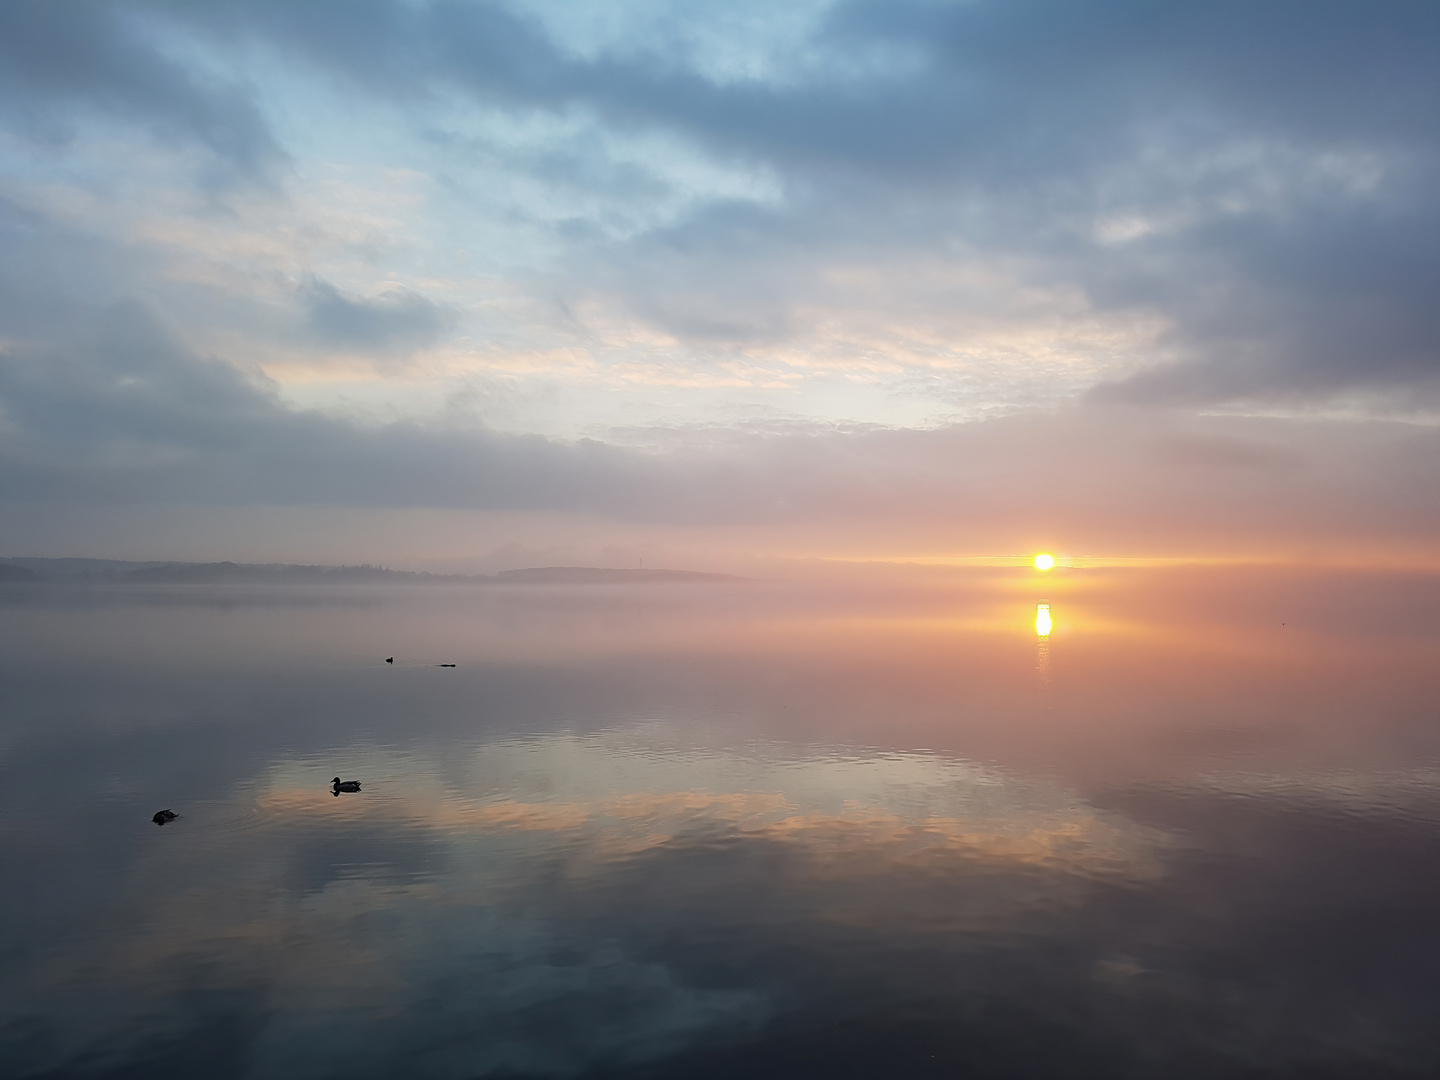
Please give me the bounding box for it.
[3,567,1439,1078]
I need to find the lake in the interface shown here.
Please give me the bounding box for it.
[3,565,1439,1078]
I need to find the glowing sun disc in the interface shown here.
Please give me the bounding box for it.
[1034,553,1056,570]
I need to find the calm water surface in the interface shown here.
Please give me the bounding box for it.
[2,567,1439,1078]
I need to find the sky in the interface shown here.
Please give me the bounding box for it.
[1,0,1438,571]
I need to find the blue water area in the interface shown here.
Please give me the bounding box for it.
[2,570,1439,1078]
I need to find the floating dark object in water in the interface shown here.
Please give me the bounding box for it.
[152,809,177,826]
[332,777,361,795]
[385,656,394,664]
[438,663,456,667]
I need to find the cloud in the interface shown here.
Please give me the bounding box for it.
[1,300,1437,566]
[300,277,457,355]
[1,0,1439,557]
[0,0,283,179]
[0,301,658,511]
[151,0,1433,407]
[1089,181,1440,404]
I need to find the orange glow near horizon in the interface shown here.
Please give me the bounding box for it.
[797,549,1440,574]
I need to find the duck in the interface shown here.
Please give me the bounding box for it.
[385,657,394,664]
[152,809,178,825]
[331,777,361,794]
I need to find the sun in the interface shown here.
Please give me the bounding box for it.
[1033,553,1056,570]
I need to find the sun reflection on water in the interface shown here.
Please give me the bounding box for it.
[1035,602,1052,690]
[1035,603,1052,637]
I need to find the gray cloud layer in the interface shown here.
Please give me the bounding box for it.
[300,279,457,354]
[2,300,1437,559]
[1,0,1439,543]
[4,2,1438,390]
[140,0,1440,402]
[0,0,282,178]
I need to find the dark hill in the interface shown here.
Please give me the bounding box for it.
[121,562,437,584]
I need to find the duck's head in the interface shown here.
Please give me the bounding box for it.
[332,777,341,784]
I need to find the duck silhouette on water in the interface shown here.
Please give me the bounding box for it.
[152,809,178,826]
[332,777,361,796]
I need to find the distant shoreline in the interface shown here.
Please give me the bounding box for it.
[0,558,744,586]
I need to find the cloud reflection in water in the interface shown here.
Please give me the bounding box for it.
[11,736,1165,1078]
[3,569,1440,1077]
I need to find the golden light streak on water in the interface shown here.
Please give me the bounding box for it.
[1035,602,1052,692]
